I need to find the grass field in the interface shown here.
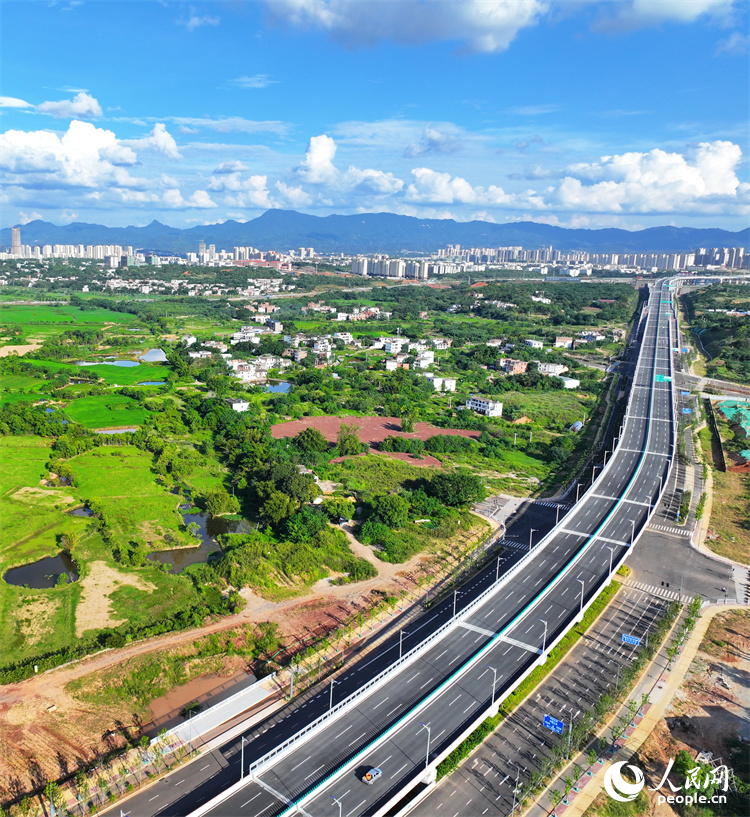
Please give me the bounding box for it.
[64,395,151,429]
[21,357,170,386]
[501,390,592,428]
[0,304,138,326]
[0,438,201,666]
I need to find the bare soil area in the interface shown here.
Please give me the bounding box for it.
[0,343,42,357]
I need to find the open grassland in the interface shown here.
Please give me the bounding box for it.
[708,469,750,564]
[0,304,138,326]
[0,438,201,666]
[320,452,433,495]
[501,389,593,427]
[63,394,150,428]
[21,356,170,385]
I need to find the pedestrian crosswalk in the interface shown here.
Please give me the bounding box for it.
[648,523,690,537]
[632,581,692,603]
[534,501,572,510]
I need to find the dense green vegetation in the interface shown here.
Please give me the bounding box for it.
[681,284,750,382]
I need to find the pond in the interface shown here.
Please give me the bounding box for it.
[68,505,94,517]
[265,381,291,393]
[94,427,139,434]
[147,512,253,573]
[140,348,168,362]
[4,552,79,589]
[77,359,140,368]
[137,381,166,386]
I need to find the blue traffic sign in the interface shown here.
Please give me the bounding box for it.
[543,714,564,735]
[682,408,692,414]
[680,390,690,396]
[622,633,641,646]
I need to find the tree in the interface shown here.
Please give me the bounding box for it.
[373,494,410,529]
[262,491,297,526]
[428,470,485,506]
[337,423,362,456]
[400,412,415,433]
[204,487,240,516]
[322,496,355,522]
[293,426,329,453]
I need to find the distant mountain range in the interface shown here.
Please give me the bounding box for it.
[2,210,748,255]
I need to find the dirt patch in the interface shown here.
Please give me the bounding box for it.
[139,520,170,543]
[17,595,63,648]
[11,486,76,506]
[75,561,156,637]
[329,450,444,468]
[0,343,42,357]
[271,415,479,446]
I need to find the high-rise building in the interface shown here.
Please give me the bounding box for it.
[11,227,21,256]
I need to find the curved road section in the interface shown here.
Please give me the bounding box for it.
[181,282,676,817]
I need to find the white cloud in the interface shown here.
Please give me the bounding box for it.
[264,0,547,53]
[553,141,746,213]
[0,96,32,108]
[172,116,288,135]
[405,168,514,205]
[404,126,462,158]
[18,210,43,224]
[162,188,217,208]
[179,9,220,30]
[230,74,277,88]
[296,134,338,183]
[124,123,182,159]
[716,31,750,54]
[213,161,250,174]
[275,182,313,208]
[621,0,734,23]
[37,92,102,119]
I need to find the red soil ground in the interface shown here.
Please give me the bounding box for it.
[271,415,479,446]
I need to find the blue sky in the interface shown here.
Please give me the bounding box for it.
[1,0,748,231]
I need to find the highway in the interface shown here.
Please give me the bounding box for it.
[161,282,677,817]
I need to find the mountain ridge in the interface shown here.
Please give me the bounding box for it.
[2,210,748,255]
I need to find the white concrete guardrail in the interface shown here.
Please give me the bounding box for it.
[188,283,678,817]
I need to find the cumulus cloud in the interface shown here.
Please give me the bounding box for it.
[124,123,182,159]
[213,161,250,174]
[405,168,517,206]
[404,126,462,158]
[0,96,32,108]
[264,0,547,53]
[162,188,218,208]
[296,134,338,183]
[230,74,277,88]
[553,141,746,213]
[37,92,102,119]
[179,9,220,30]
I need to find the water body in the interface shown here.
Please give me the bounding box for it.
[68,506,94,517]
[94,427,139,434]
[265,381,291,393]
[4,552,79,589]
[77,359,140,368]
[137,381,166,386]
[147,512,252,573]
[140,348,168,362]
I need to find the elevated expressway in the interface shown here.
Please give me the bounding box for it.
[185,282,678,817]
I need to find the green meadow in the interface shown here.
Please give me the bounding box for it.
[20,357,169,386]
[0,304,138,326]
[63,395,150,429]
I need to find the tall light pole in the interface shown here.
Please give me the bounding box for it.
[487,664,498,706]
[399,630,409,659]
[496,556,501,582]
[528,528,537,552]
[331,794,343,817]
[577,578,585,618]
[419,722,431,771]
[329,679,338,711]
[576,482,582,502]
[453,589,461,617]
[538,618,548,654]
[511,761,520,816]
[606,545,614,578]
[629,518,635,546]
[240,736,248,780]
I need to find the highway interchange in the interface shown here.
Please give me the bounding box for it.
[111,281,681,817]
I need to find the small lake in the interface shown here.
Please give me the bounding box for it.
[68,506,94,517]
[140,348,168,362]
[265,381,291,393]
[77,359,140,368]
[147,512,253,573]
[137,381,166,386]
[4,552,79,589]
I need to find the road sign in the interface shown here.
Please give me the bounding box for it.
[680,390,690,396]
[682,408,692,414]
[543,714,564,735]
[622,633,641,646]
[655,374,672,382]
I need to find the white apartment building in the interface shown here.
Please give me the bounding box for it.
[465,396,503,417]
[384,338,407,354]
[423,374,457,392]
[538,362,568,376]
[557,376,581,389]
[524,338,544,350]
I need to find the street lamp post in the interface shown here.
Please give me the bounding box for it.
[399,630,409,659]
[419,722,431,771]
[555,504,561,525]
[487,664,498,706]
[496,556,501,582]
[453,589,462,618]
[528,528,537,552]
[577,578,585,618]
[240,736,247,780]
[629,518,635,546]
[606,545,614,578]
[331,794,343,817]
[538,618,548,655]
[576,482,582,502]
[511,762,520,816]
[329,679,338,711]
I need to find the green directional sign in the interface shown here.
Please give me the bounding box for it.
[655,374,672,382]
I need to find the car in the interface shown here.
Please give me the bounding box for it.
[361,767,382,785]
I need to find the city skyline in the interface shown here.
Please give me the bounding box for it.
[1,0,749,231]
